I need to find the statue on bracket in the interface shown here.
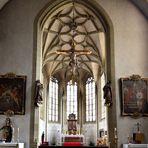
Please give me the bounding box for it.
[103,81,112,107]
[34,80,43,107]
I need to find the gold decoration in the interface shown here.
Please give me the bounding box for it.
[4,73,16,78]
[131,112,142,119]
[4,110,14,117]
[129,74,141,80]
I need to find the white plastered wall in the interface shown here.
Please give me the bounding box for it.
[0,0,147,148]
[97,0,148,147]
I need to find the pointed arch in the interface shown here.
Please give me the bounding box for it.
[33,0,116,147]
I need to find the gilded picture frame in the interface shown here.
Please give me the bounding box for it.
[120,74,148,117]
[0,73,26,115]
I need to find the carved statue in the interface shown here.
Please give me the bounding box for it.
[0,118,12,142]
[103,81,112,107]
[34,80,43,107]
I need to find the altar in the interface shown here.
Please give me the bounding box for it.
[62,134,84,143]
[62,134,84,146]
[61,113,84,146]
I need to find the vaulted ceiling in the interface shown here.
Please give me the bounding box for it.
[0,0,147,83]
[40,1,105,82]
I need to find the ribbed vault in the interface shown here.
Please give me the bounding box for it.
[39,0,107,83]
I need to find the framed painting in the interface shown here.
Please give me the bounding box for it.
[120,74,148,117]
[0,73,26,115]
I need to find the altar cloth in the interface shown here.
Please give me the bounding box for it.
[63,141,82,146]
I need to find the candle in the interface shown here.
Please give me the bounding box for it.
[17,128,19,142]
[114,128,117,132]
[114,128,117,139]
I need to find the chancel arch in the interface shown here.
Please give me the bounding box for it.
[34,0,115,147]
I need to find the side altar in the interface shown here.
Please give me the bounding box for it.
[123,144,148,148]
[0,143,24,148]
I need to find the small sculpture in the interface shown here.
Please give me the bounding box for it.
[133,122,144,144]
[0,118,13,142]
[103,81,112,107]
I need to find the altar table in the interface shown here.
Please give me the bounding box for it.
[62,134,84,146]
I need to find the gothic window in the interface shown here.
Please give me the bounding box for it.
[48,77,58,122]
[101,73,106,118]
[86,77,96,122]
[66,80,78,119]
[99,73,107,130]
